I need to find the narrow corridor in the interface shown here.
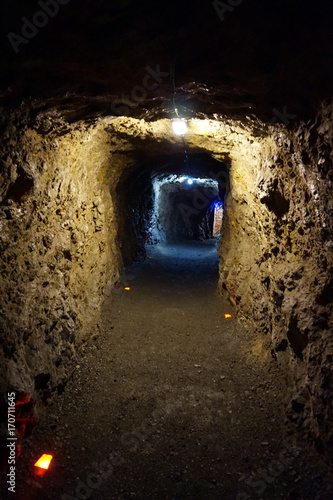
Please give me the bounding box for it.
[13,243,331,500]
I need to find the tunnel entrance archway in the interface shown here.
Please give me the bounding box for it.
[116,153,230,267]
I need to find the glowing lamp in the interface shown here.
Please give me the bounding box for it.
[224,314,232,319]
[172,119,188,136]
[187,178,193,185]
[34,454,53,477]
[124,287,130,291]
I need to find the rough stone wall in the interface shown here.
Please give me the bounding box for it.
[116,168,154,265]
[0,112,122,419]
[219,104,333,457]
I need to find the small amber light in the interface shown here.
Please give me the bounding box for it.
[224,314,232,319]
[34,454,53,470]
[124,287,130,291]
[34,454,53,476]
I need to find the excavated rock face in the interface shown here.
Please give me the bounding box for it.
[0,110,122,419]
[0,0,332,461]
[0,108,332,458]
[219,104,333,456]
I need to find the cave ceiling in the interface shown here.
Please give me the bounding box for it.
[0,0,332,124]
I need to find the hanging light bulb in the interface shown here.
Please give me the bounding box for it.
[172,118,188,136]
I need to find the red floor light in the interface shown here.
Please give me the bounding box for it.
[224,314,232,319]
[34,454,53,477]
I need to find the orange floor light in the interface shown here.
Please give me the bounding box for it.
[224,314,232,319]
[34,454,53,476]
[124,287,131,291]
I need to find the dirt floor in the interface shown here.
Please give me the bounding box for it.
[5,241,333,499]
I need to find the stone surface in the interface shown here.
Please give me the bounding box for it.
[218,103,333,457]
[0,106,332,458]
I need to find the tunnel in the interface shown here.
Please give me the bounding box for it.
[117,153,228,264]
[0,1,333,499]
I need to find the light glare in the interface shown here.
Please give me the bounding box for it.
[172,119,188,136]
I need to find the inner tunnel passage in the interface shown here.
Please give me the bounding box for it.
[116,153,229,266]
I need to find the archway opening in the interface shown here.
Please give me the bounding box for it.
[116,152,229,266]
[115,153,230,290]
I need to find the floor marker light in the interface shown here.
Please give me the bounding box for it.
[34,454,53,477]
[224,314,232,319]
[124,287,131,291]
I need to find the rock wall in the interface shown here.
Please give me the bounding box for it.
[219,103,333,458]
[0,107,332,460]
[116,167,154,265]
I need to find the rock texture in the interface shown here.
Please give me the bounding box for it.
[0,100,332,462]
[0,109,122,420]
[219,103,333,457]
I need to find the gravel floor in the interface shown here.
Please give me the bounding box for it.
[6,241,333,499]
